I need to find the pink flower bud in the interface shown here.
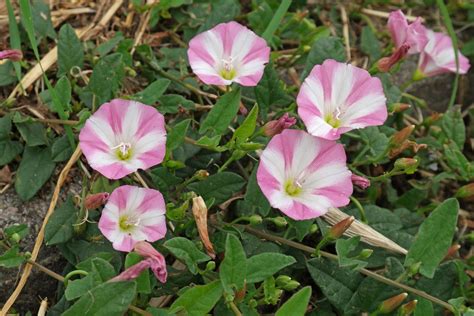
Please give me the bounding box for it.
[134,241,167,283]
[263,113,297,137]
[377,44,410,72]
[0,49,23,62]
[351,175,371,190]
[456,183,474,201]
[110,259,151,282]
[84,192,109,209]
[379,293,408,313]
[329,216,354,239]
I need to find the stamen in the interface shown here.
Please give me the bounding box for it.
[111,142,133,160]
[119,214,141,231]
[220,56,236,80]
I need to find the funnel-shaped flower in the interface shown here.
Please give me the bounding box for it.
[98,185,167,252]
[187,21,270,86]
[416,30,470,78]
[297,59,387,140]
[256,129,353,220]
[388,10,428,55]
[0,49,23,62]
[134,241,168,283]
[79,99,166,180]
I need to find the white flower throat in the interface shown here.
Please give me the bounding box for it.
[111,142,133,160]
[220,56,236,80]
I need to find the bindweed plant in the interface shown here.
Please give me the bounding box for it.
[0,1,473,315]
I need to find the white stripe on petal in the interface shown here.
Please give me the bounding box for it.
[260,147,286,184]
[270,190,294,210]
[88,151,120,167]
[134,131,166,156]
[293,192,332,211]
[204,30,224,67]
[86,116,116,147]
[231,30,255,64]
[125,188,146,213]
[302,162,350,189]
[301,77,326,115]
[342,94,386,125]
[331,63,354,110]
[290,132,319,177]
[120,101,141,143]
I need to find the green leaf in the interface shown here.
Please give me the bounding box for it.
[157,94,194,114]
[0,62,17,86]
[45,196,78,245]
[443,143,472,180]
[95,32,124,57]
[198,0,241,32]
[358,127,389,162]
[54,76,72,113]
[164,237,211,274]
[360,26,381,62]
[336,236,368,270]
[30,0,56,40]
[166,119,190,152]
[87,53,125,105]
[4,224,29,241]
[440,107,465,149]
[275,286,312,316]
[302,37,345,79]
[170,280,223,316]
[0,114,12,140]
[232,104,258,145]
[0,247,25,268]
[5,0,22,83]
[15,122,47,146]
[65,258,117,300]
[307,257,363,311]
[125,253,151,294]
[244,165,271,216]
[261,0,291,42]
[199,87,241,135]
[246,253,296,283]
[133,79,170,105]
[254,64,291,119]
[58,23,84,76]
[220,234,247,293]
[0,140,23,166]
[15,146,56,200]
[63,281,136,316]
[405,198,459,278]
[51,135,73,162]
[188,172,245,205]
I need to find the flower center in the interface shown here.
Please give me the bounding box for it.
[284,179,303,197]
[111,142,133,161]
[324,106,343,128]
[119,214,140,232]
[220,57,236,80]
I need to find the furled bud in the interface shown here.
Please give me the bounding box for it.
[444,244,461,260]
[133,241,168,283]
[357,249,373,260]
[84,192,109,209]
[248,215,263,225]
[399,300,417,316]
[378,293,408,313]
[390,125,415,146]
[351,174,371,190]
[275,275,292,287]
[377,44,410,72]
[282,280,300,291]
[456,183,474,201]
[271,216,288,227]
[110,259,152,282]
[192,196,216,259]
[328,216,355,240]
[394,158,419,174]
[0,49,23,62]
[194,169,210,180]
[262,113,297,137]
[205,261,216,271]
[389,103,411,114]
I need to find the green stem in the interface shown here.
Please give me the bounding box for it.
[229,301,243,316]
[218,156,235,173]
[261,0,292,43]
[63,270,89,286]
[237,225,454,313]
[350,196,367,223]
[401,93,427,108]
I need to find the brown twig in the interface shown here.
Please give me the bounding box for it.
[360,8,424,22]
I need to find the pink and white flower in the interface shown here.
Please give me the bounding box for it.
[79,99,166,180]
[297,59,387,140]
[416,30,470,78]
[388,10,428,55]
[187,21,270,86]
[0,49,22,62]
[256,129,353,220]
[98,185,167,252]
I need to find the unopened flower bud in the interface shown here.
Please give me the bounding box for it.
[249,215,263,225]
[456,183,474,201]
[249,299,258,308]
[377,44,410,72]
[390,125,415,146]
[400,300,417,316]
[394,158,418,174]
[351,174,371,190]
[282,280,300,291]
[272,216,288,227]
[412,68,426,81]
[309,224,319,234]
[239,102,248,115]
[329,216,354,240]
[275,275,292,287]
[192,196,216,259]
[262,113,297,137]
[357,249,373,260]
[389,103,411,113]
[378,293,408,313]
[408,261,421,276]
[0,49,23,62]
[195,169,209,180]
[205,261,216,271]
[10,233,21,243]
[84,192,109,209]
[444,244,461,259]
[133,241,167,283]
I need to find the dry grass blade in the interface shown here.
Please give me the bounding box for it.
[0,146,82,316]
[360,8,424,22]
[323,207,408,255]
